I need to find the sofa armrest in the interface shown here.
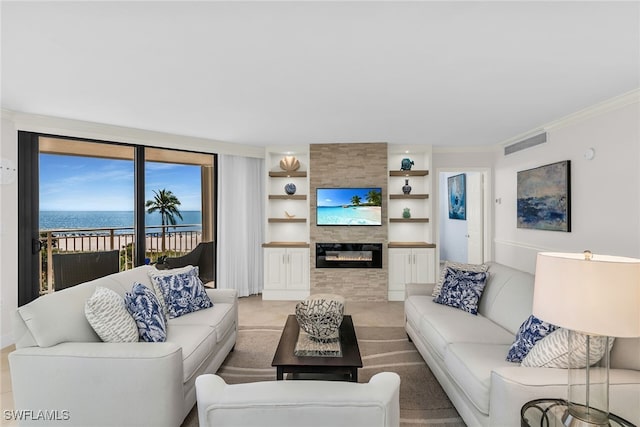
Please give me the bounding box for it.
[9,342,184,427]
[405,282,435,298]
[206,288,238,305]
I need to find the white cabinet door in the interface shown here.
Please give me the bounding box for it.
[413,248,435,283]
[388,248,413,301]
[264,248,287,290]
[388,247,435,301]
[286,248,309,290]
[263,247,309,299]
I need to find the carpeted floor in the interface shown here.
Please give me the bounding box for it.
[182,326,464,427]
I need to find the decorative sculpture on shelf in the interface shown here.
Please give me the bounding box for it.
[401,158,414,171]
[284,183,297,195]
[279,156,300,172]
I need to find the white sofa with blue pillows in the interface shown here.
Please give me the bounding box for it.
[9,265,238,427]
[404,261,640,427]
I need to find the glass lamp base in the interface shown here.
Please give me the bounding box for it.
[562,405,610,427]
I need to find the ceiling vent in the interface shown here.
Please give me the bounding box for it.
[504,132,547,155]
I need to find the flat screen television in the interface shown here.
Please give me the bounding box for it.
[316,187,382,226]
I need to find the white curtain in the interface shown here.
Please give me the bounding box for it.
[216,155,264,297]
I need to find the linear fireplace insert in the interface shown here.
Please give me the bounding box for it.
[316,243,383,268]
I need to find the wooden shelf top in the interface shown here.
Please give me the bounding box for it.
[269,171,307,178]
[262,242,310,248]
[389,170,429,177]
[268,218,307,223]
[388,242,437,248]
[389,194,429,199]
[269,194,307,200]
[389,218,429,223]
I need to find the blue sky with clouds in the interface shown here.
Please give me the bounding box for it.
[40,154,202,211]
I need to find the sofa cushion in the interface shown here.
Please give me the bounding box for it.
[477,262,535,335]
[84,286,138,343]
[433,268,488,315]
[417,302,515,360]
[16,282,102,347]
[168,303,235,343]
[150,266,213,319]
[125,283,167,343]
[444,342,515,415]
[433,261,489,297]
[522,328,614,368]
[506,315,558,363]
[166,324,217,382]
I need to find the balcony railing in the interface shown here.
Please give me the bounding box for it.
[39,224,203,294]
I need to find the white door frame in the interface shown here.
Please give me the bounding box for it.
[434,167,493,269]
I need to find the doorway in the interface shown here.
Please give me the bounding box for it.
[436,169,491,268]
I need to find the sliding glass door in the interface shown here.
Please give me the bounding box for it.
[17,132,216,304]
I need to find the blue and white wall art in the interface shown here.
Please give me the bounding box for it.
[517,160,571,232]
[448,173,466,220]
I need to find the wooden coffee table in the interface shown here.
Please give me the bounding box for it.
[271,315,363,382]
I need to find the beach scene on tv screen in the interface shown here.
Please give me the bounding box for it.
[317,188,382,225]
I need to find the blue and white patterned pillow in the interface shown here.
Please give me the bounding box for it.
[506,314,558,363]
[432,267,489,315]
[150,266,213,319]
[124,282,167,343]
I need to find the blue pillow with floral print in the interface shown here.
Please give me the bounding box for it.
[151,266,213,319]
[433,267,488,315]
[124,282,167,342]
[506,315,558,363]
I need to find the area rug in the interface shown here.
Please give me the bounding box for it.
[181,326,464,427]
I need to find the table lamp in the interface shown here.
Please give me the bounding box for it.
[532,251,640,426]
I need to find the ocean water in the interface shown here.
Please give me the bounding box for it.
[40,210,202,232]
[316,206,381,226]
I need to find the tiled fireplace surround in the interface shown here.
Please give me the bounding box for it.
[310,143,388,302]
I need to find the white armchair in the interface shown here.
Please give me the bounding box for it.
[195,372,401,427]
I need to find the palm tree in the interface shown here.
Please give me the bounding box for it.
[351,195,362,206]
[146,189,183,252]
[366,189,382,206]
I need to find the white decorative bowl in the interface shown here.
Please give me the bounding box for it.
[295,294,345,342]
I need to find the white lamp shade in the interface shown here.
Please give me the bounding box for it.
[532,252,640,338]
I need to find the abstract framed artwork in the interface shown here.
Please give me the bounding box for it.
[517,160,571,232]
[448,173,466,220]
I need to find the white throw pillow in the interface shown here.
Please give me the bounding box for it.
[432,261,489,297]
[85,286,138,343]
[521,328,615,368]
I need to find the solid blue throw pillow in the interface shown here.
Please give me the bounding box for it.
[506,314,558,363]
[433,267,489,315]
[124,282,167,342]
[151,266,213,319]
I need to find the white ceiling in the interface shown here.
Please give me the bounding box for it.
[2,1,639,149]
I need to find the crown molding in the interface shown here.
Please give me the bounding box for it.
[498,88,640,148]
[1,109,265,158]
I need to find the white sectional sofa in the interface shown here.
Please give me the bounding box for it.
[9,265,238,427]
[404,262,640,427]
[195,372,401,427]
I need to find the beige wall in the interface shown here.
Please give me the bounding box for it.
[309,143,388,302]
